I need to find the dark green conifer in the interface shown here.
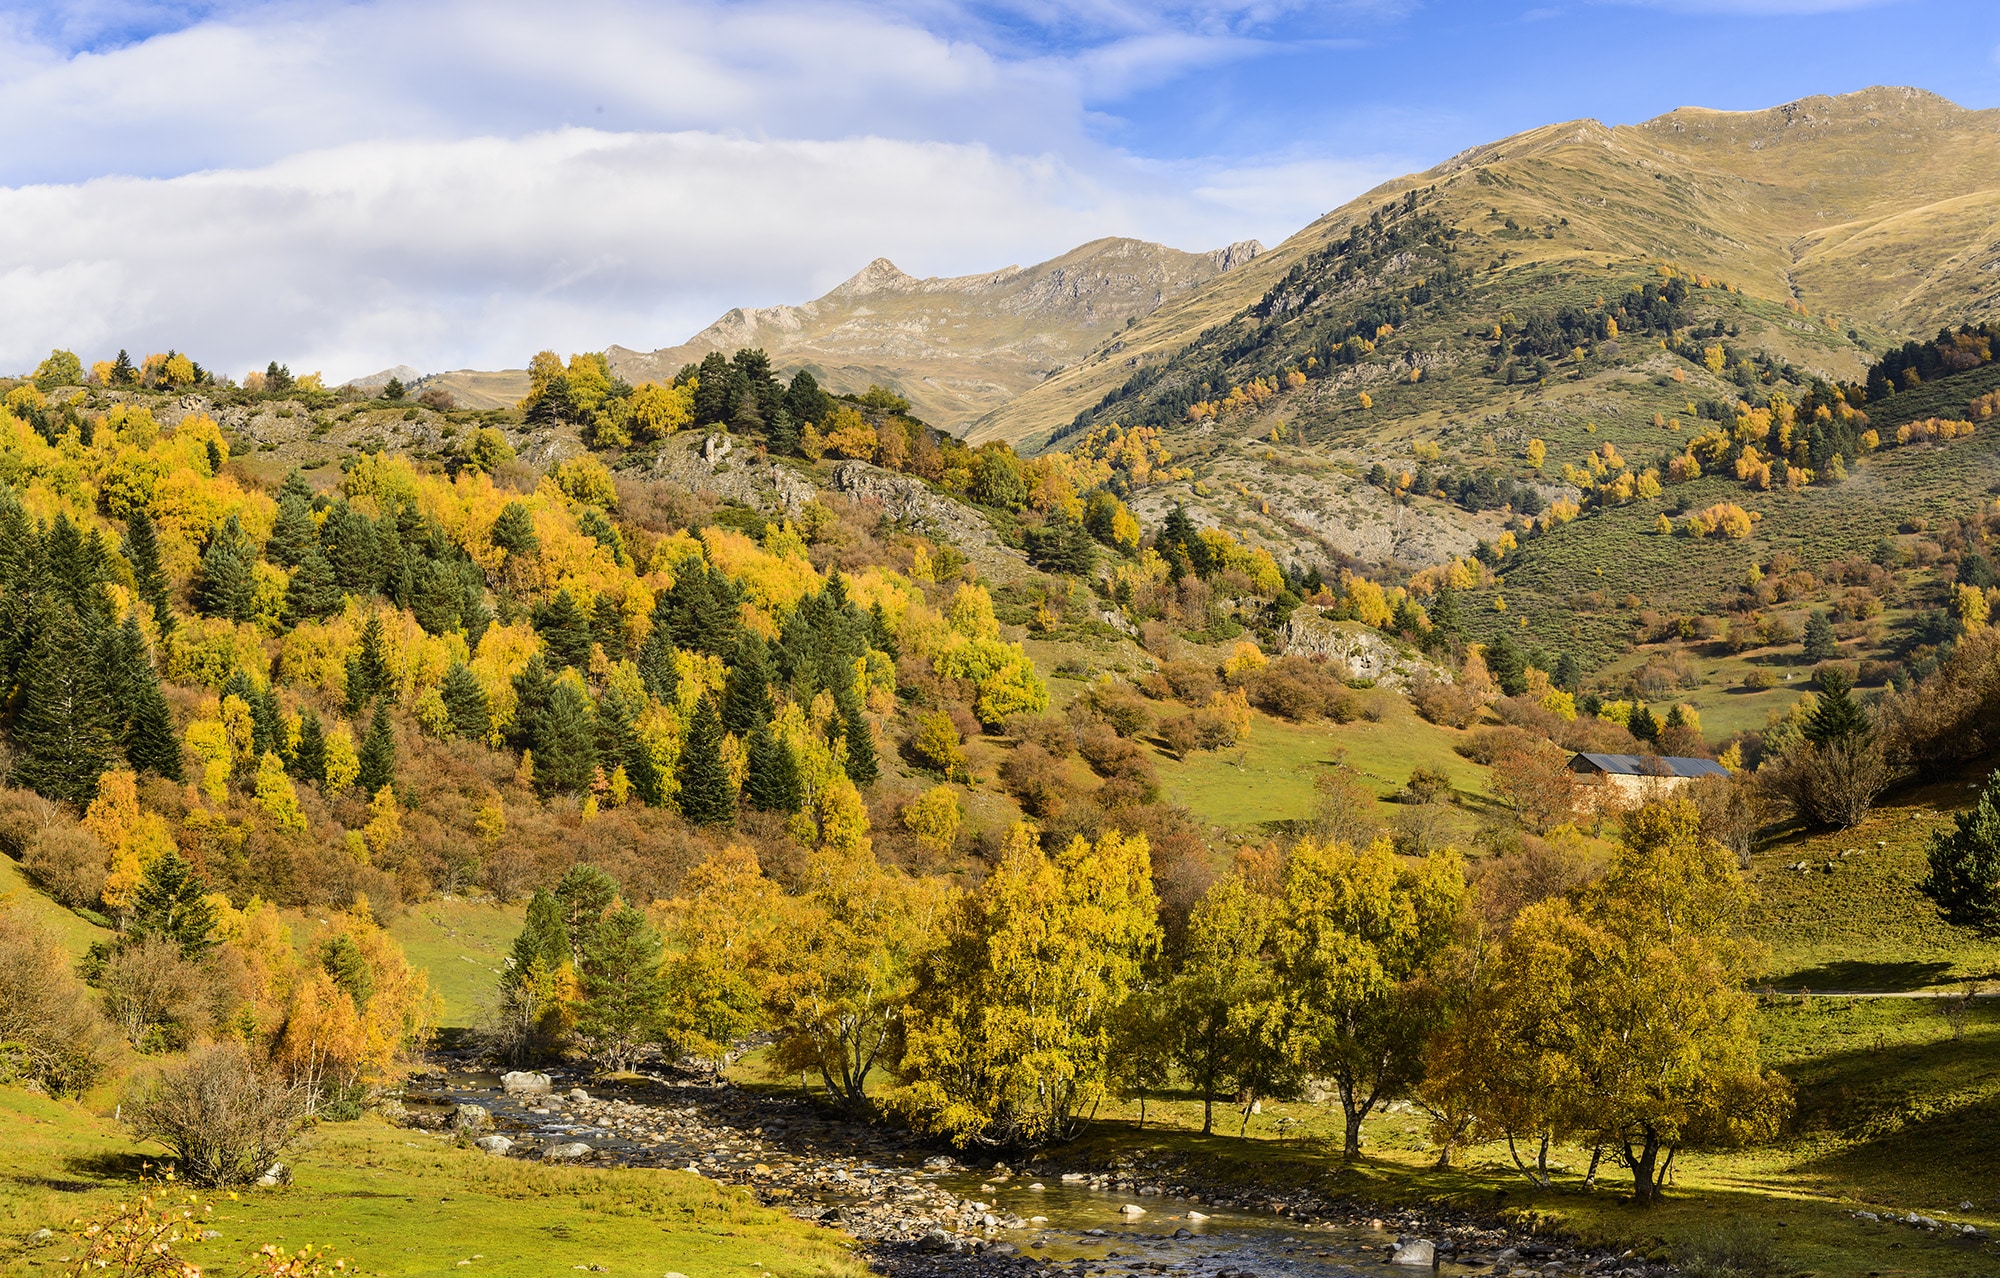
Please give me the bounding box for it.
[196,516,255,622]
[10,606,116,805]
[532,678,598,796]
[1805,669,1870,746]
[127,850,218,958]
[635,624,678,705]
[591,592,627,661]
[593,683,661,806]
[125,658,182,780]
[531,589,593,670]
[506,889,571,985]
[577,905,665,1068]
[266,471,318,567]
[491,501,539,558]
[122,509,173,631]
[838,695,878,785]
[292,708,328,785]
[1803,610,1840,663]
[345,613,391,711]
[721,633,772,736]
[321,501,379,593]
[357,700,397,794]
[284,545,341,623]
[508,652,555,752]
[441,663,491,740]
[675,695,735,826]
[409,559,463,636]
[460,580,493,648]
[744,718,802,813]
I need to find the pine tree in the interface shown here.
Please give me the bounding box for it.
[284,545,341,624]
[635,624,678,705]
[578,906,665,1070]
[266,471,318,567]
[532,678,598,796]
[1553,650,1581,691]
[531,589,593,670]
[345,613,391,711]
[555,864,621,966]
[721,633,772,736]
[1804,669,1870,746]
[506,889,572,984]
[590,591,627,659]
[593,683,661,806]
[744,719,803,813]
[122,509,172,631]
[1629,705,1661,743]
[1922,770,2000,929]
[322,502,379,593]
[408,559,463,636]
[125,663,182,780]
[491,501,539,558]
[658,559,742,658]
[11,606,117,805]
[1430,582,1461,638]
[508,653,555,753]
[839,695,878,785]
[293,708,328,784]
[1802,610,1839,663]
[195,516,255,622]
[1485,633,1529,697]
[127,850,218,958]
[441,664,491,740]
[675,695,735,826]
[357,700,397,794]
[460,580,493,648]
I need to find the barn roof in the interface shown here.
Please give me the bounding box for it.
[1572,752,1730,779]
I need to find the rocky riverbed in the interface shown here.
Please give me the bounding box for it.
[388,1062,1674,1278]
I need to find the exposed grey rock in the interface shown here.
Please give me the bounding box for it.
[474,1135,515,1156]
[1279,613,1444,689]
[24,1228,55,1247]
[545,1142,594,1161]
[1390,1238,1435,1267]
[455,1103,492,1130]
[501,1070,552,1095]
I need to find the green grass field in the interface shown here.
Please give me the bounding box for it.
[384,898,526,1029]
[0,1089,861,1278]
[0,853,111,959]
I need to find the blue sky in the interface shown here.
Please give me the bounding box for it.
[1,0,1996,380]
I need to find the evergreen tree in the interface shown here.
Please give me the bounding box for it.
[594,683,661,806]
[1429,582,1462,639]
[657,558,743,658]
[460,580,493,648]
[635,623,679,705]
[1804,669,1870,746]
[45,514,114,626]
[675,695,735,826]
[744,719,802,813]
[408,559,463,636]
[1922,770,2000,930]
[112,349,136,385]
[1485,633,1529,697]
[345,613,391,711]
[869,602,899,662]
[195,516,255,622]
[577,906,666,1070]
[1553,650,1581,691]
[532,678,599,796]
[322,502,380,593]
[266,471,318,567]
[357,700,397,794]
[508,653,556,752]
[11,606,117,805]
[784,369,833,434]
[441,663,490,740]
[1024,508,1097,575]
[506,889,572,983]
[1629,705,1661,743]
[127,851,218,958]
[284,545,341,624]
[1802,610,1839,663]
[838,695,878,785]
[531,589,594,670]
[554,864,621,966]
[589,591,627,660]
[491,501,539,557]
[292,709,328,784]
[721,633,772,736]
[125,660,182,780]
[122,509,172,631]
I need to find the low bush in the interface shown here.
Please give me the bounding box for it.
[127,1042,308,1187]
[0,907,113,1095]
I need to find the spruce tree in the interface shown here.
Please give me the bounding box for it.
[266,471,318,567]
[721,633,772,736]
[122,509,172,631]
[127,851,218,958]
[357,700,397,794]
[1802,610,1839,663]
[284,545,341,624]
[507,889,572,984]
[531,589,593,670]
[322,502,379,593]
[578,906,665,1069]
[491,501,539,558]
[508,652,555,752]
[635,624,679,705]
[441,663,491,740]
[345,613,391,711]
[409,559,463,636]
[293,708,328,785]
[744,718,802,813]
[460,580,493,648]
[45,514,113,626]
[532,678,599,796]
[195,516,255,622]
[1922,770,2000,930]
[590,592,627,659]
[1805,669,1870,746]
[675,695,735,826]
[1485,633,1529,697]
[11,607,117,805]
[1629,706,1661,743]
[838,694,879,785]
[554,864,621,966]
[125,660,182,780]
[593,683,661,806]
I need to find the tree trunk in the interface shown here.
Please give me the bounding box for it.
[1202,1092,1213,1136]
[1342,1107,1364,1160]
[1584,1144,1604,1190]
[1623,1127,1665,1206]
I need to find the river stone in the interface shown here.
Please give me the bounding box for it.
[1120,1204,1146,1218]
[455,1103,492,1130]
[545,1142,593,1161]
[1390,1239,1435,1267]
[568,1088,590,1102]
[1187,1211,1210,1222]
[475,1136,514,1156]
[502,1071,552,1095]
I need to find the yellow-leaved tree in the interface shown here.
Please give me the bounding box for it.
[658,846,780,1076]
[895,824,1159,1147]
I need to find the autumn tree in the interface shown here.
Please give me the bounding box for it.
[1270,838,1466,1158]
[1163,873,1280,1134]
[659,847,778,1075]
[896,825,1159,1147]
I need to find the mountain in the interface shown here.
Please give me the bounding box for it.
[343,364,423,393]
[603,236,1262,432]
[971,86,2000,450]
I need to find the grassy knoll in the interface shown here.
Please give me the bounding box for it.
[0,1088,862,1278]
[1749,772,2000,992]
[384,898,525,1029]
[1152,697,1492,837]
[0,853,111,959]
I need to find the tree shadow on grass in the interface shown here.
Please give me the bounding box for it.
[1764,959,1957,992]
[55,1149,152,1185]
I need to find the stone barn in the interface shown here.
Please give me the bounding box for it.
[1569,752,1729,804]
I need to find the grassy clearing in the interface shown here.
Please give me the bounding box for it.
[0,853,111,959]
[0,1089,862,1278]
[384,898,526,1029]
[1152,697,1492,837]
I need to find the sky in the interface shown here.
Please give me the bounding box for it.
[3,0,1999,383]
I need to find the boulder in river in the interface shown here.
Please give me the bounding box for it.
[455,1103,492,1131]
[545,1142,593,1161]
[1390,1239,1435,1267]
[1120,1204,1146,1218]
[475,1136,514,1156]
[502,1071,552,1095]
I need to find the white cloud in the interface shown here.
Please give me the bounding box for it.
[0,127,1393,381]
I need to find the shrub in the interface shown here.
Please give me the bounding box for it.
[1490,740,1580,833]
[127,1042,307,1187]
[998,743,1072,821]
[0,907,112,1095]
[101,934,212,1052]
[1245,656,1353,721]
[1075,679,1151,737]
[26,821,108,909]
[1765,738,1892,829]
[1410,669,1488,729]
[1156,660,1219,705]
[1456,725,1533,765]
